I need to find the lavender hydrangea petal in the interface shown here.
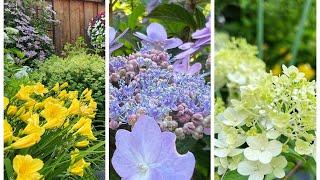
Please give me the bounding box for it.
[110,43,123,53]
[165,38,183,49]
[179,42,194,50]
[175,47,199,59]
[131,116,162,163]
[192,28,210,39]
[147,23,167,41]
[109,27,116,43]
[134,32,149,41]
[155,132,196,179]
[187,63,202,75]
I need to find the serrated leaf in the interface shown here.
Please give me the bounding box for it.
[148,4,197,29]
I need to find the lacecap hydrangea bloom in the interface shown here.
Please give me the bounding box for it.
[215,65,316,179]
[110,23,210,140]
[112,115,195,179]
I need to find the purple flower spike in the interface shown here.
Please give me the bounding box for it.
[173,56,202,75]
[175,17,211,59]
[110,27,128,53]
[112,115,196,179]
[134,23,183,50]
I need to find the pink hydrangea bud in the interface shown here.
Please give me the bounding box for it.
[110,120,119,130]
[128,114,137,126]
[110,73,120,82]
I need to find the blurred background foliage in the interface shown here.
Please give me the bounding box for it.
[215,0,316,80]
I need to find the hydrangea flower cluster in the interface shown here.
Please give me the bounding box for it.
[109,48,210,140]
[4,2,54,65]
[88,12,105,51]
[215,64,316,179]
[214,37,266,100]
[4,83,101,179]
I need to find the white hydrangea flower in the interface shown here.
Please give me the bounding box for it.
[217,107,247,126]
[215,132,246,157]
[243,134,282,164]
[270,156,287,178]
[215,155,242,175]
[294,139,313,155]
[237,160,272,180]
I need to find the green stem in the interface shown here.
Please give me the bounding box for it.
[289,0,312,66]
[257,0,264,59]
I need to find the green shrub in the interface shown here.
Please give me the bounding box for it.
[30,49,105,109]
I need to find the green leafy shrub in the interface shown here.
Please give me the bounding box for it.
[30,45,105,109]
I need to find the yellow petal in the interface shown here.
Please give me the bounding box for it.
[13,154,43,180]
[7,105,18,116]
[75,140,89,148]
[11,133,41,149]
[4,97,9,109]
[4,120,13,143]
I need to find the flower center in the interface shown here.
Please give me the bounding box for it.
[138,163,149,174]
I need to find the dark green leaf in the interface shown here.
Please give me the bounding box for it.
[195,7,206,28]
[148,4,197,29]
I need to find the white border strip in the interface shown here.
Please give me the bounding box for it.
[0,0,4,179]
[105,1,110,180]
[316,0,319,179]
[211,0,215,179]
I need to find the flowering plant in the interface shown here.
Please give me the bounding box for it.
[214,38,316,179]
[110,21,210,179]
[4,2,54,66]
[88,12,105,53]
[4,83,104,179]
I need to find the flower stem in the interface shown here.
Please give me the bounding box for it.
[283,160,303,180]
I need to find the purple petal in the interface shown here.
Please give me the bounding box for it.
[110,43,123,53]
[193,37,210,48]
[131,115,162,163]
[109,27,116,43]
[175,47,199,59]
[173,56,189,73]
[147,23,167,41]
[192,28,210,39]
[165,38,183,49]
[155,132,196,179]
[179,42,194,50]
[187,63,202,75]
[134,32,149,41]
[112,130,141,178]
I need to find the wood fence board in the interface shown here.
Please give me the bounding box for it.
[53,0,63,53]
[61,0,71,50]
[51,0,105,53]
[98,4,104,13]
[70,0,82,43]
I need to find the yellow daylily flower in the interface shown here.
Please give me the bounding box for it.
[16,106,26,117]
[4,97,9,109]
[41,102,68,129]
[68,91,78,100]
[24,99,37,110]
[71,117,96,140]
[23,114,45,136]
[80,105,96,118]
[88,99,97,110]
[58,90,68,99]
[20,111,32,123]
[11,133,41,149]
[13,155,43,180]
[68,158,90,177]
[75,140,89,148]
[7,105,18,116]
[15,85,33,101]
[52,83,60,92]
[43,96,63,106]
[68,99,80,115]
[4,120,13,143]
[81,88,89,96]
[32,83,48,96]
[298,63,315,80]
[60,82,69,89]
[84,90,93,101]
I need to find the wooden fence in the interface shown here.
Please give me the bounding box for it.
[50,0,105,53]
